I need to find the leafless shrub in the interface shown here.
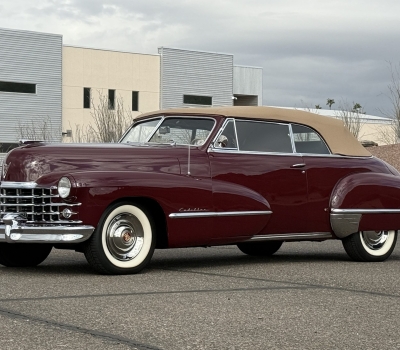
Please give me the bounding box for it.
[16,116,62,142]
[334,100,365,140]
[69,91,133,143]
[377,62,400,144]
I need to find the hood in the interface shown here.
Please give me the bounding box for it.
[2,143,181,183]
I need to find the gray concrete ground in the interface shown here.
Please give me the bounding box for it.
[0,240,399,350]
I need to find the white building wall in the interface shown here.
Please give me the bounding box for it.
[0,28,62,143]
[159,47,233,109]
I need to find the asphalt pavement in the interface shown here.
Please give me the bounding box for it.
[0,239,399,350]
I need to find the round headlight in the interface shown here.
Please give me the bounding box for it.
[58,177,71,198]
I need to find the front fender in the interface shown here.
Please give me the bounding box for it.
[330,172,400,238]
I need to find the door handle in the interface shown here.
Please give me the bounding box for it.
[290,163,306,168]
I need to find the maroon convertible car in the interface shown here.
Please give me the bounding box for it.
[1,107,400,274]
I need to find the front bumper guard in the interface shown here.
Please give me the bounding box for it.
[0,213,94,243]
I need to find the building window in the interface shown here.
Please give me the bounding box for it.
[108,89,115,109]
[183,95,212,105]
[83,88,91,109]
[132,91,139,111]
[0,143,19,153]
[0,81,36,94]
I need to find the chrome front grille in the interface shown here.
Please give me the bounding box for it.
[0,184,81,224]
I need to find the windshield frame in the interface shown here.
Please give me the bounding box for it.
[120,115,217,146]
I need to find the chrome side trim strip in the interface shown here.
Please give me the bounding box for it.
[245,232,332,242]
[169,210,272,219]
[332,208,400,214]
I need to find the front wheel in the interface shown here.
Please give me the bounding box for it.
[84,203,156,275]
[237,241,283,256]
[342,230,397,262]
[0,243,52,267]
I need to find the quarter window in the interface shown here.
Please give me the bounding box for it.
[235,120,293,153]
[291,124,330,154]
[214,120,238,149]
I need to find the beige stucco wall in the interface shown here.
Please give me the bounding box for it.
[62,46,160,138]
[358,123,394,145]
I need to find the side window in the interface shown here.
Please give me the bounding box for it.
[214,120,238,149]
[292,124,330,154]
[235,120,293,153]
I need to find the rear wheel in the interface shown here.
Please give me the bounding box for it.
[342,230,397,262]
[84,202,156,275]
[0,243,52,267]
[237,241,283,256]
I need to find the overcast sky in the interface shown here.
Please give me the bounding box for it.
[1,0,400,117]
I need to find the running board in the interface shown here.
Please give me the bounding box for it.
[245,232,333,242]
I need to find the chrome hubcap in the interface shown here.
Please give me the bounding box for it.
[106,213,144,261]
[360,230,389,250]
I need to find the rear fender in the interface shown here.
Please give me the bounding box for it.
[330,172,400,238]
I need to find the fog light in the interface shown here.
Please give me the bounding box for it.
[62,208,73,219]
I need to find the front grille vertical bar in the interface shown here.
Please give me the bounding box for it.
[31,188,34,222]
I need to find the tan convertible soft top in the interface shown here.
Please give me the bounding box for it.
[139,106,371,157]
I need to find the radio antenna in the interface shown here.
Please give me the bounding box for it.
[187,142,191,176]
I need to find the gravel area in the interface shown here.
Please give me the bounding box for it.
[368,144,400,171]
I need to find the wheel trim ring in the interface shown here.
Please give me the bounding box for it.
[359,230,395,256]
[106,213,144,261]
[361,230,389,250]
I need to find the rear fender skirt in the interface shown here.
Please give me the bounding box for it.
[330,172,400,238]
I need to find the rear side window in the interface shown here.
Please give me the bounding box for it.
[292,124,330,154]
[235,120,293,153]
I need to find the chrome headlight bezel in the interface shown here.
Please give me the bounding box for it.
[58,177,71,199]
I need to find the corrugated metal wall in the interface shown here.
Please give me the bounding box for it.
[159,47,233,109]
[0,28,62,143]
[233,66,263,105]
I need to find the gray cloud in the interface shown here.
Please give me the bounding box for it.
[1,0,400,116]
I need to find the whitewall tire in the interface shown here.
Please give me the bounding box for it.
[85,203,156,274]
[342,230,397,262]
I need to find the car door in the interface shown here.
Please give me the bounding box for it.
[209,118,309,242]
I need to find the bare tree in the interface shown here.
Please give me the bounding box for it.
[377,62,400,144]
[69,91,133,143]
[334,100,365,140]
[16,116,62,142]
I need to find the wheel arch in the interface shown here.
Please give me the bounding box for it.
[330,172,400,238]
[104,196,169,249]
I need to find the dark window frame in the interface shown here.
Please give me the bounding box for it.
[132,91,139,111]
[83,87,91,109]
[108,89,115,110]
[183,94,212,106]
[0,81,36,94]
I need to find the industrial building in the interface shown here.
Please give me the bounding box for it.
[0,27,262,155]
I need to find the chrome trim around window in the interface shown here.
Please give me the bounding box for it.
[288,124,297,153]
[331,208,400,214]
[245,232,332,242]
[169,210,272,219]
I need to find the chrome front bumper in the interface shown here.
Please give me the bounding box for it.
[0,213,94,243]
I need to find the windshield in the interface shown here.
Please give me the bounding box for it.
[121,117,215,145]
[121,118,161,143]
